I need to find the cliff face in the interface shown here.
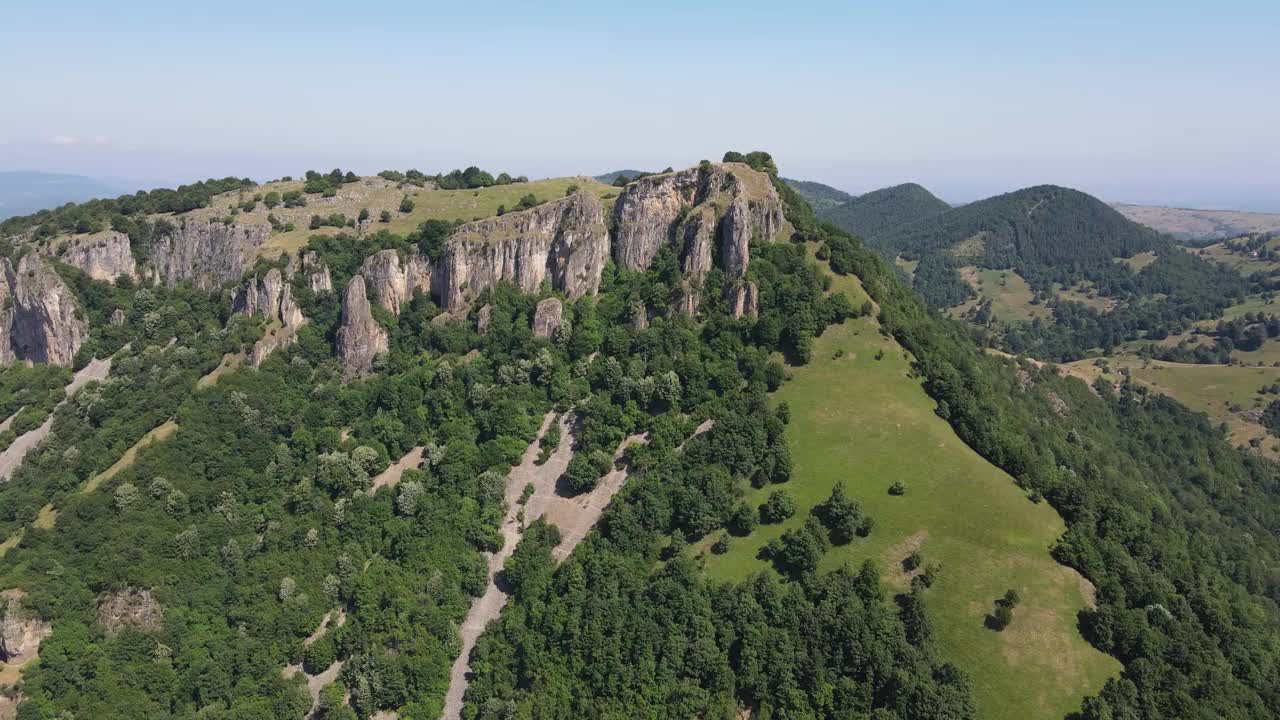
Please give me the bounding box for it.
[359,248,432,316]
[232,268,308,367]
[300,251,333,294]
[612,163,782,316]
[151,219,269,290]
[58,231,137,283]
[2,254,88,366]
[0,592,50,664]
[437,191,608,312]
[336,275,388,379]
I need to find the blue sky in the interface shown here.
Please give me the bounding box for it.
[1,1,1277,209]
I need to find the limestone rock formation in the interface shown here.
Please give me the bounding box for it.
[150,219,270,289]
[1,255,88,366]
[437,191,608,312]
[95,588,163,637]
[532,297,563,339]
[0,592,50,664]
[476,304,493,335]
[612,163,783,314]
[110,308,126,326]
[301,251,333,294]
[57,231,137,283]
[336,275,388,379]
[233,268,309,366]
[358,248,431,316]
[729,280,760,318]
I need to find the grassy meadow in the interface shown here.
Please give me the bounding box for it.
[704,257,1119,720]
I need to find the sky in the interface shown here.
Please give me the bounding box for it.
[1,0,1277,210]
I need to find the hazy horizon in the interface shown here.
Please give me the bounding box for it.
[2,1,1277,212]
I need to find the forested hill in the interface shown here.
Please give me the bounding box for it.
[819,182,951,241]
[781,177,853,211]
[875,184,1166,267]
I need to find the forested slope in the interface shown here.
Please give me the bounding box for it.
[0,153,1276,720]
[820,182,950,241]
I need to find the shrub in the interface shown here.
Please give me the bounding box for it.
[889,480,907,496]
[379,210,392,223]
[399,195,415,213]
[565,184,580,196]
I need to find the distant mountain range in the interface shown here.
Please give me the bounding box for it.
[592,170,650,185]
[0,171,129,221]
[1113,203,1280,242]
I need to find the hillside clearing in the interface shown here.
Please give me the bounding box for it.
[703,254,1118,720]
[82,420,179,493]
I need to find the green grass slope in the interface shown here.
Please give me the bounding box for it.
[820,182,951,241]
[704,254,1119,720]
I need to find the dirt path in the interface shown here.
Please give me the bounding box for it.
[438,414,710,718]
[371,446,425,491]
[440,412,575,720]
[0,357,112,482]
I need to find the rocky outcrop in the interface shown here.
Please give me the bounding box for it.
[476,304,493,335]
[336,275,388,379]
[95,588,163,636]
[437,192,608,312]
[150,219,270,290]
[728,280,759,318]
[612,163,783,315]
[300,252,333,294]
[358,249,431,316]
[232,268,308,366]
[57,231,137,283]
[232,268,284,320]
[110,308,126,326]
[2,255,88,366]
[532,298,563,339]
[0,592,50,664]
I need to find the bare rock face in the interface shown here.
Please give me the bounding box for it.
[2,255,88,367]
[729,280,759,318]
[437,191,608,312]
[336,275,388,379]
[532,298,563,339]
[612,163,783,315]
[358,248,432,316]
[150,219,270,290]
[57,231,137,283]
[233,268,309,366]
[95,588,163,637]
[0,592,50,664]
[476,304,493,335]
[110,308,126,326]
[301,251,333,294]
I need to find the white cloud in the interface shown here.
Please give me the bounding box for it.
[93,135,109,144]
[50,135,78,145]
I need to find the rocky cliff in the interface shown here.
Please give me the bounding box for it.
[0,591,50,664]
[359,248,432,315]
[232,268,308,366]
[436,191,608,312]
[151,219,269,290]
[57,231,137,283]
[300,251,333,294]
[335,275,388,379]
[1,254,88,366]
[612,163,782,316]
